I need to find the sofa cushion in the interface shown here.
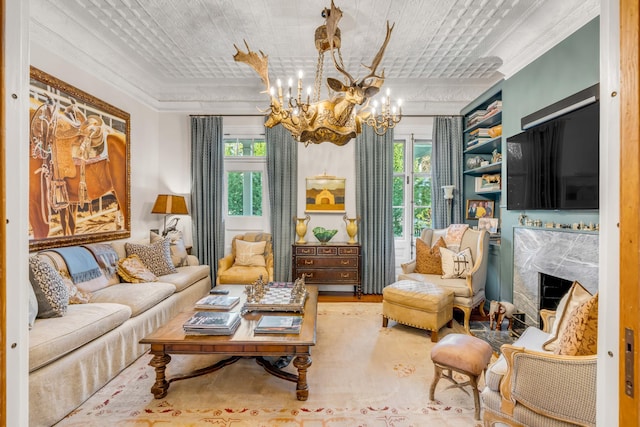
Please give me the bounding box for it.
[158,265,211,292]
[29,255,69,318]
[29,302,131,372]
[543,281,592,352]
[151,230,189,267]
[117,254,158,283]
[235,239,267,266]
[90,282,175,317]
[415,237,446,275]
[126,238,177,276]
[485,326,551,392]
[555,293,598,356]
[440,247,473,279]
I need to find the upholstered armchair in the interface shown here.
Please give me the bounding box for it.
[398,226,489,333]
[216,232,274,285]
[481,306,597,426]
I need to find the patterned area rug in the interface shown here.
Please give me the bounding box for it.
[56,303,484,426]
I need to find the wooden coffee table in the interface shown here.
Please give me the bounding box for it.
[140,285,318,401]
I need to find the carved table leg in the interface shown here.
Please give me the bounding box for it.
[149,352,172,399]
[293,355,312,401]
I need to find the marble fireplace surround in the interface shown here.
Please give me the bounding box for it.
[512,227,599,327]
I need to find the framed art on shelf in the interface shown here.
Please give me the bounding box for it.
[475,174,501,193]
[29,66,131,251]
[466,199,495,220]
[478,217,499,234]
[305,174,346,213]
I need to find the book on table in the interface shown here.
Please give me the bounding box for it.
[254,315,303,334]
[183,311,241,335]
[194,295,240,310]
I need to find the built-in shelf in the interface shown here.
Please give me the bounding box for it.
[463,111,502,133]
[476,189,502,195]
[463,161,502,175]
[464,136,502,154]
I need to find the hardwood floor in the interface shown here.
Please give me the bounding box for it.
[318,292,382,303]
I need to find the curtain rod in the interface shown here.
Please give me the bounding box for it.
[188,114,462,118]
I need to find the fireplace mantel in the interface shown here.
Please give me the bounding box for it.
[512,227,599,327]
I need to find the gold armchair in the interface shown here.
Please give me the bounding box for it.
[216,232,274,285]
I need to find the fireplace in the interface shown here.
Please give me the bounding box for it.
[513,227,598,328]
[538,272,573,324]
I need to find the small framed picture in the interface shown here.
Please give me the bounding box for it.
[475,173,501,192]
[478,217,499,234]
[466,199,495,219]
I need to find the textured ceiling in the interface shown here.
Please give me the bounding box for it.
[30,0,599,112]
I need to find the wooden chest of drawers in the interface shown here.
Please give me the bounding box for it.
[292,243,362,298]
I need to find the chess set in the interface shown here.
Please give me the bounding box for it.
[242,275,308,313]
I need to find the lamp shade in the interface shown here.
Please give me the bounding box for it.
[442,185,455,200]
[151,194,189,215]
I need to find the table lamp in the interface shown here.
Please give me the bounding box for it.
[151,194,189,236]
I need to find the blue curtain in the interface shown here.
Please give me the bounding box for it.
[190,116,225,281]
[355,125,396,294]
[431,116,464,228]
[266,124,298,281]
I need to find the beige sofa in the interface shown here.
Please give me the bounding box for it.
[28,238,211,427]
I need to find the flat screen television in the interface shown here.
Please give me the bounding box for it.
[506,101,599,210]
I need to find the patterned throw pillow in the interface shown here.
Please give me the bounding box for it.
[415,237,447,275]
[150,230,189,267]
[543,281,592,351]
[439,247,473,279]
[555,293,598,356]
[117,254,158,283]
[235,239,267,267]
[125,238,177,276]
[28,255,69,318]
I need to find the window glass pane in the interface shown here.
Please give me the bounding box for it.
[393,207,404,237]
[414,207,432,237]
[413,143,431,173]
[224,138,266,157]
[413,176,431,206]
[227,171,263,216]
[393,141,405,173]
[392,176,404,206]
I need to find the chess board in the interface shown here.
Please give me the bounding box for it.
[242,283,308,313]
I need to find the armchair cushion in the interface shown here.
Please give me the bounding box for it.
[439,246,473,279]
[234,239,267,266]
[415,237,446,275]
[555,293,598,356]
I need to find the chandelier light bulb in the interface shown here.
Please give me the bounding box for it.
[277,79,282,88]
[288,78,293,88]
[298,70,303,79]
[386,88,390,97]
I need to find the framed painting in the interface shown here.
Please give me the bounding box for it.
[478,217,499,234]
[475,173,501,192]
[29,66,131,251]
[305,175,346,213]
[466,199,495,220]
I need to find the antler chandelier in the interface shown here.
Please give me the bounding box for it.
[233,1,402,146]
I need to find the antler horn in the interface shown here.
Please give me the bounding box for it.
[361,21,394,83]
[233,40,271,90]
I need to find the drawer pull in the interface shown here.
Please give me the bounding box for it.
[341,273,350,278]
[301,249,313,254]
[341,260,350,265]
[304,259,314,265]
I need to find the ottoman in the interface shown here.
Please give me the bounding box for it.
[382,280,454,342]
[429,333,493,420]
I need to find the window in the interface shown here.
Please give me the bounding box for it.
[392,137,432,238]
[224,138,267,218]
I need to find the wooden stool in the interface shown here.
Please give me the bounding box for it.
[382,280,453,342]
[429,333,493,420]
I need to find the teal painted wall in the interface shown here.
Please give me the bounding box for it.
[499,17,600,301]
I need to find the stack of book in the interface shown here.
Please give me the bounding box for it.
[254,315,303,334]
[183,311,241,335]
[467,109,487,127]
[194,295,240,310]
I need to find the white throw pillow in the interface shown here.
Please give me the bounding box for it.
[439,247,473,279]
[235,239,267,267]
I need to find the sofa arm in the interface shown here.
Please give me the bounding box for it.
[499,345,597,426]
[186,255,200,266]
[400,259,416,274]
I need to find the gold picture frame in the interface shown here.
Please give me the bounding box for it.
[29,67,131,251]
[305,175,346,213]
[466,199,495,220]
